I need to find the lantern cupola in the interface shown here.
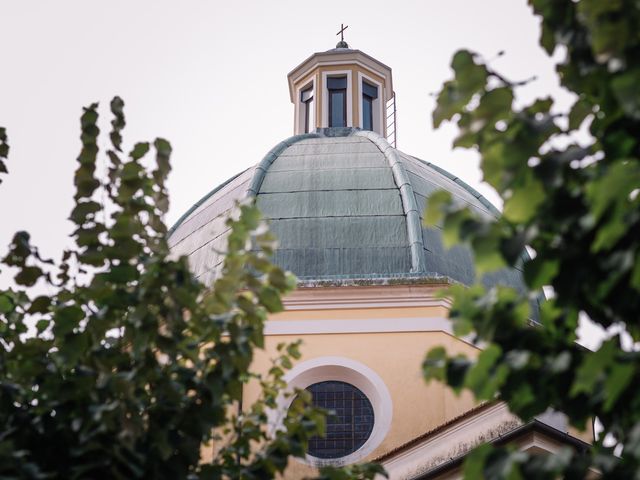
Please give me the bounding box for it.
[287,39,394,137]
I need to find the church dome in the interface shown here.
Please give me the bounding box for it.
[168,127,524,292]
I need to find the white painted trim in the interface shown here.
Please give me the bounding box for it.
[274,356,393,467]
[321,70,353,128]
[357,71,384,135]
[264,317,452,335]
[283,297,452,310]
[295,60,389,90]
[294,78,316,135]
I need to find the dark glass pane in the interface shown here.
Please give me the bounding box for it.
[305,381,374,459]
[327,76,347,89]
[363,96,373,131]
[362,81,378,99]
[330,91,345,127]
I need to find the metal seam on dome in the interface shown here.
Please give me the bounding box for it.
[402,151,536,299]
[406,154,502,218]
[167,169,248,237]
[246,132,322,197]
[352,129,427,273]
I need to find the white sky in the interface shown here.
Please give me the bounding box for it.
[0,0,575,281]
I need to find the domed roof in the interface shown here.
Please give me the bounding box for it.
[168,128,525,292]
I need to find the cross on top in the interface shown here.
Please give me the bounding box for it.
[336,23,348,42]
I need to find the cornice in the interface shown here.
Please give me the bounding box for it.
[287,50,393,102]
[282,283,452,311]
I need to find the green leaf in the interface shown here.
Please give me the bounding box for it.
[464,443,493,479]
[432,82,457,128]
[0,294,13,313]
[480,141,507,190]
[54,305,84,336]
[154,138,172,157]
[442,210,471,248]
[70,201,102,224]
[433,50,488,128]
[632,260,640,291]
[258,286,284,313]
[15,266,43,287]
[611,69,640,120]
[109,96,126,151]
[423,190,452,227]
[36,319,50,334]
[540,23,555,55]
[568,97,593,130]
[588,161,640,220]
[587,160,640,251]
[476,87,514,122]
[452,50,488,96]
[603,362,635,411]
[267,268,289,290]
[507,383,536,414]
[240,202,261,231]
[28,295,51,314]
[570,340,616,397]
[120,162,143,182]
[465,344,504,399]
[503,176,545,223]
[106,264,138,283]
[0,126,9,160]
[473,232,507,275]
[578,0,628,62]
[129,142,150,160]
[423,346,447,382]
[447,356,472,392]
[153,138,172,182]
[523,257,559,290]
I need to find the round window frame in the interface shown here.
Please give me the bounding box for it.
[277,356,393,467]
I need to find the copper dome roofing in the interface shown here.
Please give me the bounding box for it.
[168,127,525,292]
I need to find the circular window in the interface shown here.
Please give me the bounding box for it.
[273,356,393,466]
[305,381,375,459]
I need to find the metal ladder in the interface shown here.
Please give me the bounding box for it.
[386,92,397,148]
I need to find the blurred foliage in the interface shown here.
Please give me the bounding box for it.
[425,0,640,478]
[0,99,383,480]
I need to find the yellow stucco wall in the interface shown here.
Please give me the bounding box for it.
[244,322,479,478]
[569,421,595,444]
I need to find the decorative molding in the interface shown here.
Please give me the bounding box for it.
[412,420,593,480]
[264,317,452,336]
[282,282,448,311]
[381,403,520,480]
